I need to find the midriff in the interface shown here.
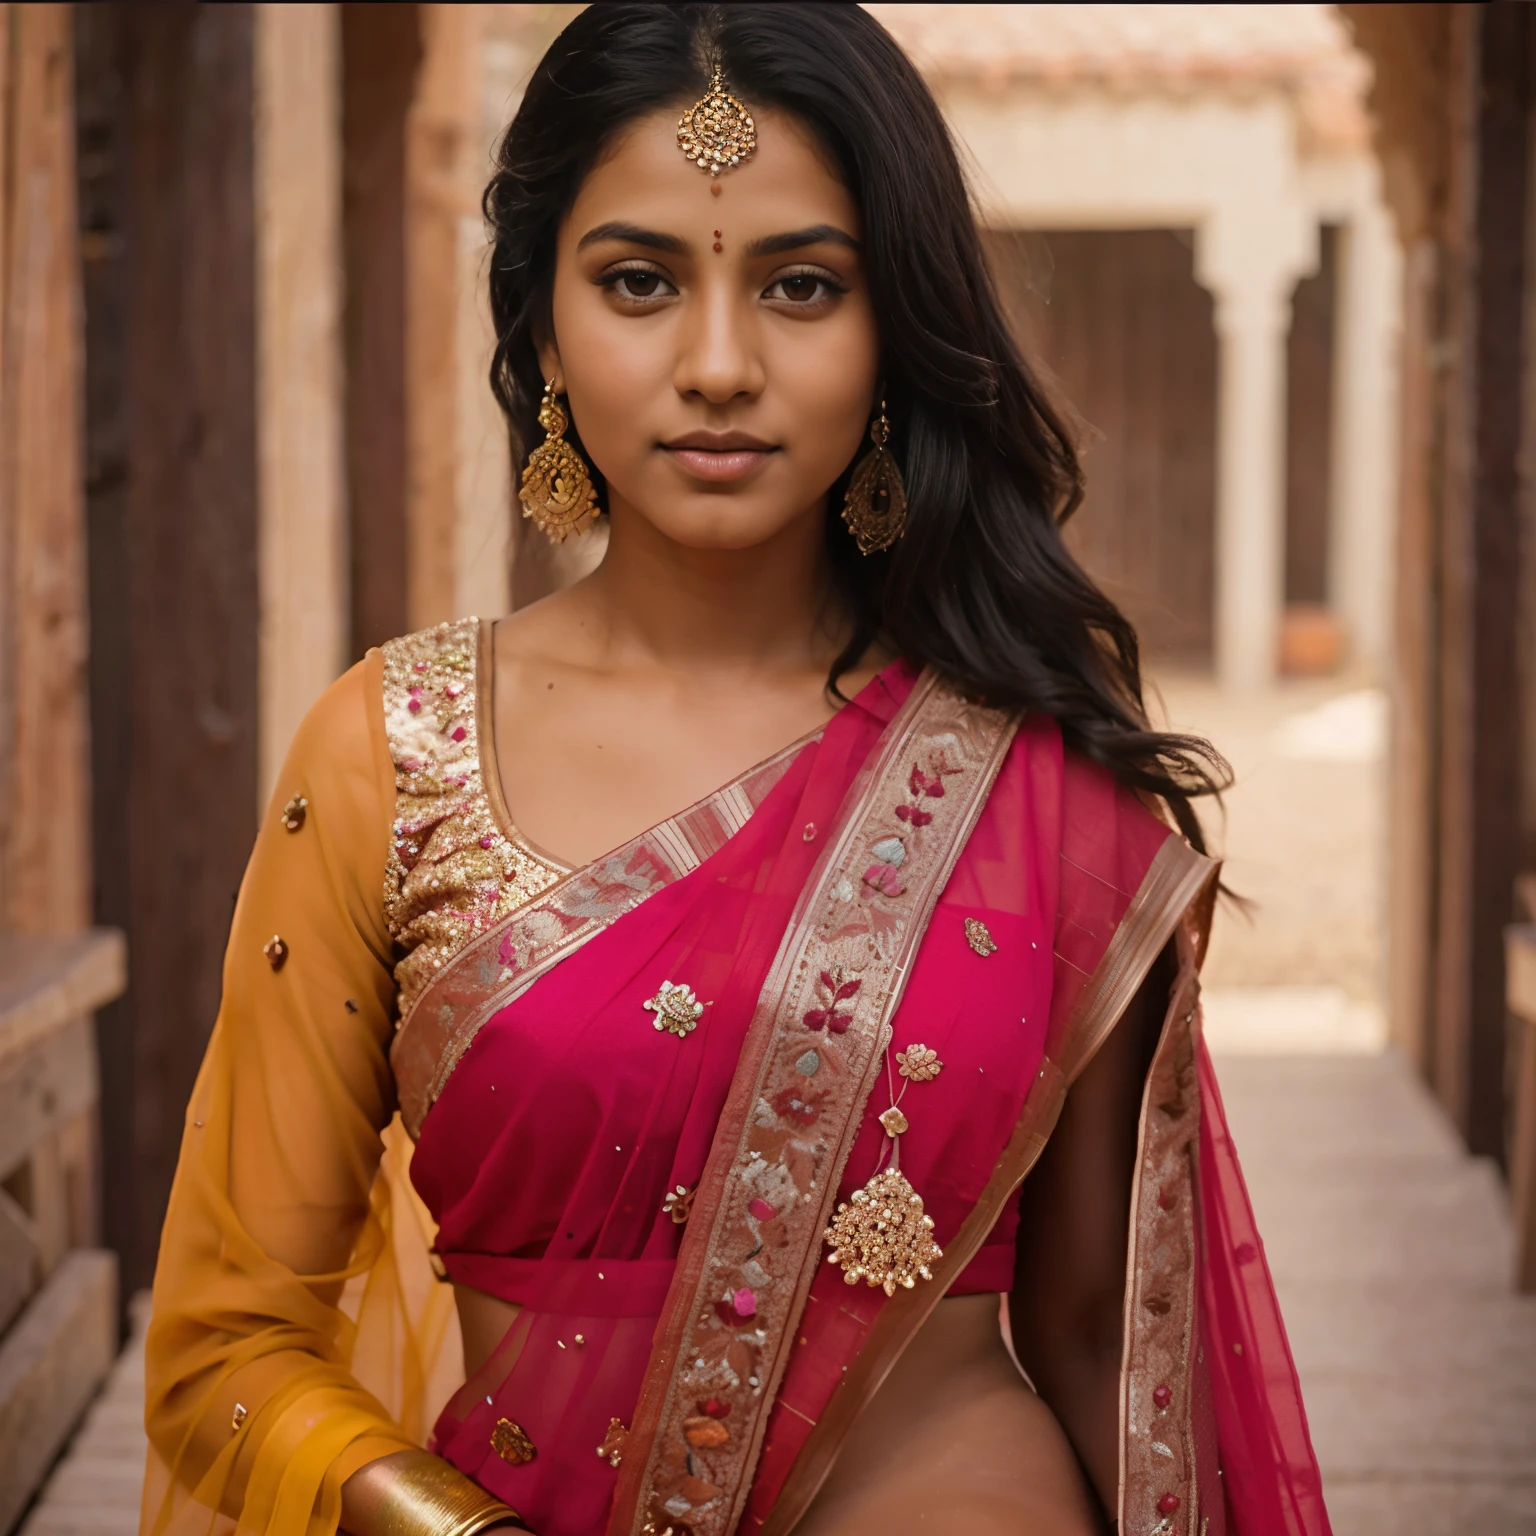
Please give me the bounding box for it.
[454,1288,1103,1536]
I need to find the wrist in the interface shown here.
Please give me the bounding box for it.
[348,1449,525,1536]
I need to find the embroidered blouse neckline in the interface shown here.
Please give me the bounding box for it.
[473,617,575,875]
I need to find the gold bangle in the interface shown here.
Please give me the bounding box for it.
[372,1449,524,1535]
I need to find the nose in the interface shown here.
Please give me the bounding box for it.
[671,275,766,406]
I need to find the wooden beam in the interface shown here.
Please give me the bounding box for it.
[0,1249,116,1534]
[1433,3,1529,1159]
[0,931,126,1063]
[1507,924,1536,1290]
[0,2,90,937]
[406,4,482,631]
[255,2,348,804]
[75,4,261,1296]
[343,3,419,657]
[1339,4,1454,1071]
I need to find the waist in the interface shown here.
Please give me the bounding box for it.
[441,1252,678,1316]
[441,1239,1014,1316]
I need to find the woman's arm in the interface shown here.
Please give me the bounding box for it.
[144,654,477,1531]
[1009,943,1175,1528]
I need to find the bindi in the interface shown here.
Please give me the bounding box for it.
[713,229,723,253]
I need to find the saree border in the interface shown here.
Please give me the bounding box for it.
[610,675,1021,1536]
[756,835,1218,1536]
[390,731,814,1138]
[1117,908,1216,1536]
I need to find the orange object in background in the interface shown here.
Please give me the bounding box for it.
[1280,603,1346,676]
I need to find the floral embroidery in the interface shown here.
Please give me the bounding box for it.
[381,620,565,1023]
[663,1185,697,1224]
[802,968,860,1032]
[772,1085,825,1125]
[280,794,307,832]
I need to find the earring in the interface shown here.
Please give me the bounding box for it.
[519,381,598,543]
[841,399,907,555]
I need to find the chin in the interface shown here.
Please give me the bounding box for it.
[625,496,811,554]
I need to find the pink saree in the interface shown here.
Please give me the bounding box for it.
[391,658,1330,1536]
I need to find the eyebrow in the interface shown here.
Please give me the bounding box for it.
[575,221,860,257]
[745,225,861,257]
[576,221,687,254]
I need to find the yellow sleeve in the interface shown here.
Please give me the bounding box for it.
[142,652,423,1534]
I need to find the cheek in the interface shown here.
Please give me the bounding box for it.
[770,315,880,478]
[551,283,667,471]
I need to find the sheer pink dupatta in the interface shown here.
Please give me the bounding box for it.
[1199,1044,1331,1534]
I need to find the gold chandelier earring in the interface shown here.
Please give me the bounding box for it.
[841,398,907,555]
[519,380,598,543]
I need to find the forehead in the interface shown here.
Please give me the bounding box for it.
[566,105,861,239]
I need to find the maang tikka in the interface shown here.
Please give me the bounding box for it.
[677,63,757,176]
[841,398,908,555]
[519,380,598,543]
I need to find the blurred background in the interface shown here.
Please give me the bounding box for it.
[1,4,1534,1532]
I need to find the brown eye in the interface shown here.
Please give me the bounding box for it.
[613,270,667,300]
[764,270,844,306]
[778,274,822,302]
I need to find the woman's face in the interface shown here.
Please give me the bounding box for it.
[540,105,879,553]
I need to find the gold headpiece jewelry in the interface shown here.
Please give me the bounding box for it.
[676,64,756,176]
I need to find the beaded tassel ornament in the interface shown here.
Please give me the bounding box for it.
[823,1043,944,1295]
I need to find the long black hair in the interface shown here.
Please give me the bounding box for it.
[484,2,1229,850]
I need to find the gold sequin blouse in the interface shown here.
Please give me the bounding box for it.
[380,617,567,1022]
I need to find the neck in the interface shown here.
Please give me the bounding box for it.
[574,497,849,679]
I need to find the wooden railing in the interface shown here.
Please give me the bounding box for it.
[0,930,127,1533]
[1509,922,1536,1294]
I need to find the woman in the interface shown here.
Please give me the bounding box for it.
[142,7,1330,1536]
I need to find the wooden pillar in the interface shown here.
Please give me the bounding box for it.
[1431,2,1529,1160]
[255,3,347,808]
[75,3,260,1294]
[343,2,419,658]
[406,4,482,630]
[0,1,90,938]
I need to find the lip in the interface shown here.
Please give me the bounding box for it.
[661,430,778,483]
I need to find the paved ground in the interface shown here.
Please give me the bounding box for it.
[20,675,1536,1535]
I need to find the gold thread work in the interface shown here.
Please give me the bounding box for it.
[676,65,757,177]
[520,382,598,543]
[841,400,907,555]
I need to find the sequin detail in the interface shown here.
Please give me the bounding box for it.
[964,916,997,956]
[381,619,565,1023]
[491,1417,536,1465]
